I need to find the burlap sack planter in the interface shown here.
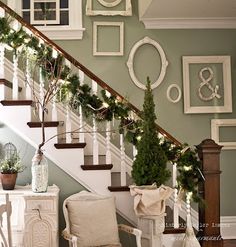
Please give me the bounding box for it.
[129,184,174,216]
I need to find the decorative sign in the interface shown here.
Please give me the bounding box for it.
[198,67,221,101]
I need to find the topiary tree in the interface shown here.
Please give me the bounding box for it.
[131,77,171,186]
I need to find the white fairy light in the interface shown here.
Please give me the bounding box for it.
[52,49,58,59]
[102,102,109,108]
[183,166,192,171]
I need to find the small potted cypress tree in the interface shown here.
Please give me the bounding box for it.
[130,77,173,216]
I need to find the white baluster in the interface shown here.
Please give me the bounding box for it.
[12,54,19,100]
[66,106,72,143]
[78,70,85,143]
[120,133,126,186]
[0,7,5,17]
[0,44,5,79]
[79,70,84,84]
[173,163,179,228]
[106,121,111,164]
[79,106,84,142]
[39,67,44,121]
[133,145,138,161]
[51,90,57,121]
[25,58,32,100]
[186,192,192,227]
[92,80,99,165]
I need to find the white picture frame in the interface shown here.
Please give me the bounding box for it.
[126,36,168,90]
[30,0,60,25]
[93,21,124,56]
[182,56,232,114]
[86,0,132,16]
[211,119,236,150]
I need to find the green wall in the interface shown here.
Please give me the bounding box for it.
[54,0,236,215]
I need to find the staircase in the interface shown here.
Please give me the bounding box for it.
[0,2,234,247]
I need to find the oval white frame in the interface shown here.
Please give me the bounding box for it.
[126,36,168,90]
[97,0,122,7]
[166,84,182,103]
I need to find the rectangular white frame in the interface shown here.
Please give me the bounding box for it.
[93,21,124,56]
[86,0,132,16]
[30,0,60,25]
[211,119,236,150]
[182,55,232,114]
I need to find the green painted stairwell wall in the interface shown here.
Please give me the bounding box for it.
[53,0,236,216]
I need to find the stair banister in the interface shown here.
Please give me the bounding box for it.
[0,1,181,146]
[196,139,223,247]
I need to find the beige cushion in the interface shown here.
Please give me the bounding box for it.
[66,191,121,247]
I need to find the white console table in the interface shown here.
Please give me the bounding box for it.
[0,185,59,247]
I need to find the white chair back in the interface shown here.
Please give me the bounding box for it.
[0,194,12,247]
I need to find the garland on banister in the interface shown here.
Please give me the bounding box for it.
[0,17,203,201]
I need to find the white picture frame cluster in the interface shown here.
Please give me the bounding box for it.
[86,0,132,16]
[93,21,124,56]
[211,119,236,150]
[182,55,232,114]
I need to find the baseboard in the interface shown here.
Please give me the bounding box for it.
[221,216,236,239]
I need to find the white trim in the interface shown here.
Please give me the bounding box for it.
[127,36,168,90]
[221,216,236,239]
[8,0,85,40]
[86,0,132,16]
[182,56,232,114]
[93,21,124,56]
[211,119,236,150]
[141,17,236,29]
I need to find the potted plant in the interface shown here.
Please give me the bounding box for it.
[130,77,173,215]
[0,153,24,190]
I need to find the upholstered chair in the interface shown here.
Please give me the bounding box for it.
[62,191,142,247]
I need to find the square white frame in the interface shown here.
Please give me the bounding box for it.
[86,0,132,16]
[211,119,236,150]
[93,21,124,56]
[30,0,60,25]
[182,56,232,114]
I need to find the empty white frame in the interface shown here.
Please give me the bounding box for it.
[167,84,182,103]
[211,119,236,149]
[93,22,124,56]
[127,36,168,90]
[86,0,132,16]
[182,56,232,114]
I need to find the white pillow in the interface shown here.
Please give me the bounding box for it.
[66,191,121,247]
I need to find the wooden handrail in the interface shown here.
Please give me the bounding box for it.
[0,1,181,146]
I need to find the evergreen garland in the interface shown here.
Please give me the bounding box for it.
[0,17,203,201]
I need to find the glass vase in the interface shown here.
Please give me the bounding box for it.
[31,149,48,193]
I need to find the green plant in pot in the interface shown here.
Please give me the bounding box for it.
[130,78,173,216]
[0,152,24,190]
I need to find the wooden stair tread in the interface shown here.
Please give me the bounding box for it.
[54,143,86,149]
[223,239,236,247]
[163,227,186,234]
[81,165,113,170]
[1,100,33,106]
[108,186,130,192]
[27,121,60,128]
[0,78,22,92]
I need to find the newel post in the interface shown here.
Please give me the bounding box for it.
[196,139,223,247]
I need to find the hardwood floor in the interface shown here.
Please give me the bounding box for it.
[224,239,236,247]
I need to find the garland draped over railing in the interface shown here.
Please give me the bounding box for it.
[0,15,203,202]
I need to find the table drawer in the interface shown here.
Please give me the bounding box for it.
[26,198,55,212]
